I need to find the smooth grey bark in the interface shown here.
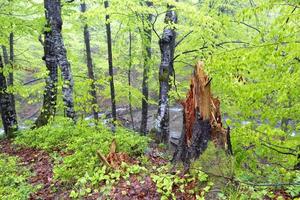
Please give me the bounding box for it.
[34,20,58,128]
[44,0,75,120]
[104,0,117,122]
[0,55,18,138]
[128,31,134,129]
[156,4,177,143]
[140,1,153,134]
[81,2,99,121]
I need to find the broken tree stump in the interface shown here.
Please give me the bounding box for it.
[172,61,232,167]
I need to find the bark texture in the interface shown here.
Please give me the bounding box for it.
[44,0,75,120]
[140,1,153,134]
[81,2,99,121]
[104,0,117,122]
[173,61,232,166]
[34,18,58,128]
[156,4,177,143]
[0,55,18,138]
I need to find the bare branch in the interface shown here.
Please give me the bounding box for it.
[175,30,193,47]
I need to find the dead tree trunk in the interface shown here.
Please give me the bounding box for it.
[81,2,99,121]
[156,4,177,143]
[172,61,232,167]
[140,1,153,134]
[104,0,117,123]
[44,0,75,120]
[0,55,18,138]
[34,19,58,128]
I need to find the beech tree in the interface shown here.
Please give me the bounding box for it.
[104,0,117,123]
[140,1,153,134]
[0,55,18,138]
[36,0,75,125]
[81,2,99,121]
[156,3,177,143]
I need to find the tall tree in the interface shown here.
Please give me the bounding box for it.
[44,0,75,120]
[8,32,14,86]
[81,2,99,121]
[140,1,153,134]
[0,55,18,138]
[104,0,117,123]
[34,26,58,127]
[128,31,134,129]
[156,3,177,143]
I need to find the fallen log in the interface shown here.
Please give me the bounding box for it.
[172,61,232,168]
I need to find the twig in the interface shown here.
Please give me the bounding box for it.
[96,150,112,168]
[261,143,297,157]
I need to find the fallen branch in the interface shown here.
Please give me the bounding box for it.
[96,150,112,168]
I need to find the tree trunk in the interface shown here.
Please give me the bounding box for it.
[0,55,18,138]
[8,32,14,86]
[2,45,9,68]
[44,0,75,120]
[128,31,134,129]
[104,0,117,123]
[34,20,58,128]
[81,2,99,121]
[7,34,17,119]
[156,4,177,143]
[172,61,232,168]
[140,1,153,134]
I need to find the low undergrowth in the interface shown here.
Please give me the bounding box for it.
[3,118,298,199]
[0,154,36,200]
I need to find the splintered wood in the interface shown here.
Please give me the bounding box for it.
[182,61,228,149]
[97,139,132,169]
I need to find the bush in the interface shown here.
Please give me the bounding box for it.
[14,117,150,182]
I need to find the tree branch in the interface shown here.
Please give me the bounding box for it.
[173,40,248,61]
[175,30,193,47]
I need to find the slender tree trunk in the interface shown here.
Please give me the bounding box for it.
[2,46,9,68]
[0,55,18,138]
[128,31,134,129]
[7,33,17,118]
[104,0,117,123]
[81,2,99,121]
[156,4,177,143]
[34,24,58,128]
[140,1,153,134]
[44,0,75,120]
[8,32,14,86]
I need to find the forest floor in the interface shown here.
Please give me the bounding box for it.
[0,118,297,200]
[0,138,174,200]
[0,137,295,200]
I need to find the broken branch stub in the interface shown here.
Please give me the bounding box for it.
[173,61,232,165]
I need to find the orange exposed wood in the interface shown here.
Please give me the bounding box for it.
[182,61,228,149]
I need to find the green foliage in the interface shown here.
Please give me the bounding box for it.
[14,117,150,182]
[69,163,147,199]
[0,154,36,200]
[151,164,211,200]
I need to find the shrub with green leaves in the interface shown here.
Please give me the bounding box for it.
[14,117,150,182]
[0,154,35,200]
